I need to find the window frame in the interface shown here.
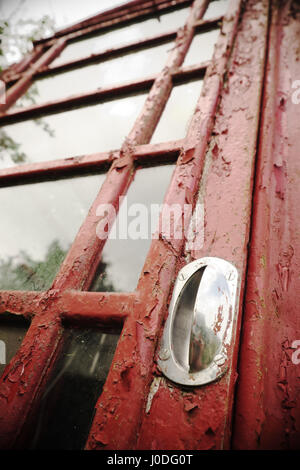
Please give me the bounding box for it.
[0,0,264,451]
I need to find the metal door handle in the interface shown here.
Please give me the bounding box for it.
[158,257,238,386]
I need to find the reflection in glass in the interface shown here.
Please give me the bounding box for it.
[29,328,120,450]
[91,164,175,292]
[0,92,146,167]
[151,80,202,143]
[14,42,173,108]
[51,6,190,66]
[0,313,30,378]
[0,173,105,291]
[184,29,220,66]
[204,0,228,19]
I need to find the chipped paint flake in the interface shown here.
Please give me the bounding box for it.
[145,377,161,414]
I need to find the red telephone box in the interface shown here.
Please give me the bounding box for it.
[0,0,299,450]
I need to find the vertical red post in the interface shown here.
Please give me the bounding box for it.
[135,0,269,450]
[233,0,300,450]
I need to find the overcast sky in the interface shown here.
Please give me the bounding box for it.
[0,0,128,30]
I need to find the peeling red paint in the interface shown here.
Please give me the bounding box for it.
[0,39,66,113]
[0,0,295,452]
[85,0,251,451]
[136,0,269,450]
[30,17,219,80]
[233,0,300,450]
[35,0,194,46]
[0,62,207,126]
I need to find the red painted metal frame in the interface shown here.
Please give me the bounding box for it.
[0,62,208,125]
[233,0,300,450]
[0,0,278,451]
[86,0,250,450]
[0,290,129,328]
[1,0,191,85]
[6,16,221,85]
[1,1,197,111]
[0,140,182,186]
[135,0,270,450]
[34,0,193,46]
[0,0,216,448]
[0,39,66,113]
[47,0,192,41]
[51,0,211,293]
[1,46,45,84]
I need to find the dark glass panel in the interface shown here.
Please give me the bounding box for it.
[30,327,120,450]
[0,313,30,378]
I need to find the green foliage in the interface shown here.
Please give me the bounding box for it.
[0,15,55,71]
[0,240,115,292]
[34,117,55,138]
[0,128,26,163]
[0,14,56,166]
[0,240,66,291]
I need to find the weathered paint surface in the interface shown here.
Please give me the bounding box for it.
[0,39,66,113]
[0,288,134,448]
[0,0,211,449]
[35,0,193,46]
[134,0,269,450]
[233,0,300,450]
[1,0,297,451]
[53,0,210,293]
[5,16,219,83]
[1,46,44,84]
[0,62,207,126]
[85,0,245,450]
[0,140,182,185]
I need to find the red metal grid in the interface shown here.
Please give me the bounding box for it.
[134,0,270,449]
[0,140,182,185]
[0,39,66,113]
[6,16,220,84]
[34,0,194,46]
[233,0,300,450]
[50,0,193,40]
[85,0,248,450]
[0,0,284,451]
[0,62,207,125]
[0,0,215,448]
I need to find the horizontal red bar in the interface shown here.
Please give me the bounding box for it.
[0,140,182,185]
[0,63,207,125]
[34,0,193,46]
[60,291,137,328]
[5,16,220,84]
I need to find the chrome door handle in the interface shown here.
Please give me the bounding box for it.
[158,257,238,386]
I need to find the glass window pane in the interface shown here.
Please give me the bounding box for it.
[184,29,220,65]
[0,313,30,378]
[0,173,106,291]
[51,6,190,67]
[204,0,228,19]
[0,93,146,167]
[91,163,175,292]
[14,42,172,108]
[151,80,202,143]
[29,328,120,450]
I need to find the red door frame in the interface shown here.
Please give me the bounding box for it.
[0,0,223,449]
[133,0,270,450]
[1,0,294,451]
[233,0,300,449]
